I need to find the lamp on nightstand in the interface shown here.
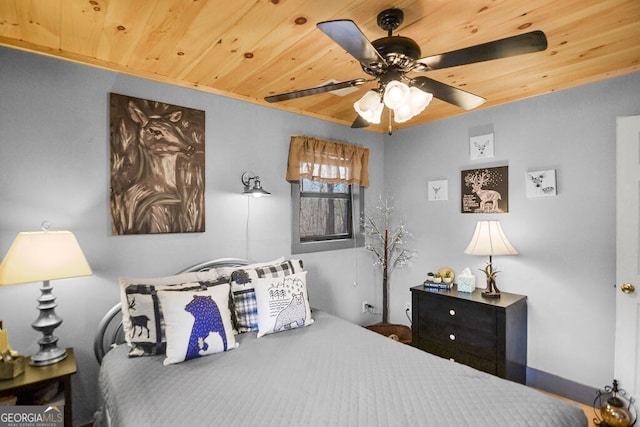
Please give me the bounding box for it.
[464,220,518,298]
[0,223,92,366]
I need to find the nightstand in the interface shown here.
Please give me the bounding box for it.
[0,348,77,427]
[411,285,527,384]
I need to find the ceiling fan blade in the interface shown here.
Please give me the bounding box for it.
[317,19,386,70]
[412,76,486,110]
[351,115,370,128]
[417,30,548,70]
[265,78,366,103]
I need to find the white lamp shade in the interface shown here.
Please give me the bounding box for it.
[464,221,518,256]
[386,85,434,123]
[354,90,384,124]
[383,80,410,109]
[409,86,433,116]
[0,230,92,285]
[393,103,414,123]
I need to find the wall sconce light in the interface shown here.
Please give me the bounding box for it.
[0,223,92,366]
[464,220,518,298]
[241,171,271,197]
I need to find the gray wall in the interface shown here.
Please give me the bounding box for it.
[0,46,384,425]
[1,44,639,424]
[382,72,640,391]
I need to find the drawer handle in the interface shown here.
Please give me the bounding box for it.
[449,309,456,316]
[449,334,456,341]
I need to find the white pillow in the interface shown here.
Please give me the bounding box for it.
[157,283,238,365]
[118,269,223,348]
[118,271,229,356]
[253,271,313,338]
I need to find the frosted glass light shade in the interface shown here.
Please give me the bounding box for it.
[353,90,384,124]
[386,84,433,123]
[393,103,414,123]
[464,221,518,256]
[409,86,433,116]
[0,230,93,285]
[383,80,410,109]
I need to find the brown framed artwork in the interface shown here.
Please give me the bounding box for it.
[461,166,509,213]
[110,93,206,235]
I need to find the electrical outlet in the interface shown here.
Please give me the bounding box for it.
[362,300,368,313]
[405,302,411,311]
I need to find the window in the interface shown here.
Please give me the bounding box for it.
[291,179,364,254]
[286,135,369,254]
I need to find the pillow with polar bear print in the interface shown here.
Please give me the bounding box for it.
[253,271,313,338]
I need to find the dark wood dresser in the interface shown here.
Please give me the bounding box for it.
[411,285,527,384]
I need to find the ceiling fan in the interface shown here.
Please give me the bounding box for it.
[265,8,547,129]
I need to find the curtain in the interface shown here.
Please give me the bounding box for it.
[286,135,370,187]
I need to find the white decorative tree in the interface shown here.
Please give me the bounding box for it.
[363,195,416,324]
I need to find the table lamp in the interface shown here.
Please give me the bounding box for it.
[0,226,92,366]
[464,220,518,298]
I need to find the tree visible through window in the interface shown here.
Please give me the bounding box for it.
[299,179,352,242]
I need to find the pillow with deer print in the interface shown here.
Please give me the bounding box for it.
[119,273,230,357]
[253,271,313,338]
[157,283,238,365]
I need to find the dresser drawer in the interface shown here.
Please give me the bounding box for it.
[417,318,497,360]
[426,343,497,375]
[416,292,496,332]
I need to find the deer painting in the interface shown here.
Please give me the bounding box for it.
[110,94,205,235]
[464,168,505,213]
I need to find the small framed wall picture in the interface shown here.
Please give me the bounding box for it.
[525,169,557,197]
[428,179,448,201]
[469,133,495,160]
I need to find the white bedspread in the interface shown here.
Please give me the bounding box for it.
[99,310,587,426]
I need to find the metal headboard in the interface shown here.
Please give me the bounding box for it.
[93,258,250,364]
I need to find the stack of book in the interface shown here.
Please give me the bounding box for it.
[423,280,453,290]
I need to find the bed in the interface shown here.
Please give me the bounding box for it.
[95,258,588,426]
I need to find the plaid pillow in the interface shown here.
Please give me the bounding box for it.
[230,260,303,333]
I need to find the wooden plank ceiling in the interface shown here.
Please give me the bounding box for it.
[0,0,638,133]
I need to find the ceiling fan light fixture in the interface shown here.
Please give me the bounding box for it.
[409,86,433,116]
[354,90,384,124]
[393,104,414,123]
[383,80,410,109]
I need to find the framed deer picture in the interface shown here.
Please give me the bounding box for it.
[469,132,494,160]
[109,93,206,235]
[461,166,509,213]
[428,179,448,201]
[525,169,557,197]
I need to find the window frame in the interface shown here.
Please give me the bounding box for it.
[291,180,364,254]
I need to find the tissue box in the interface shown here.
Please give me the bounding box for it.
[457,275,476,293]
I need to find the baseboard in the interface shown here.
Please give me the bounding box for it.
[526,366,597,406]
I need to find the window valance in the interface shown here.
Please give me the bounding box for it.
[285,135,370,187]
